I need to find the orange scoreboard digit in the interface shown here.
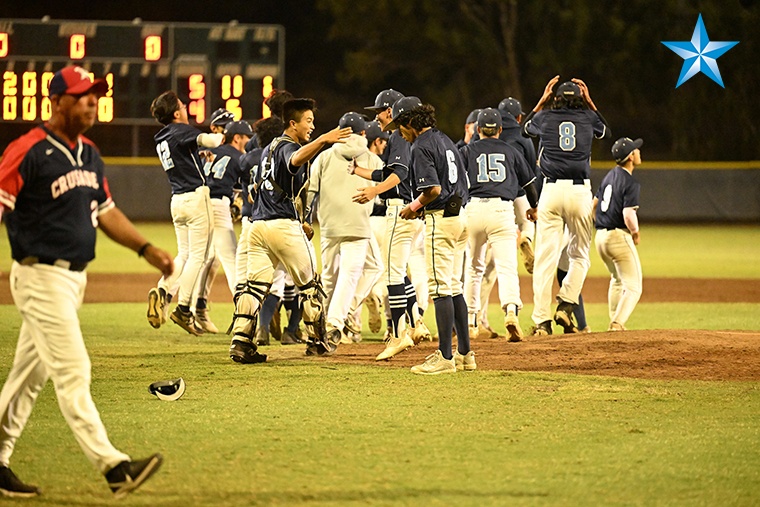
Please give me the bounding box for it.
[0,19,284,126]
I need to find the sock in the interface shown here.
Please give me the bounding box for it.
[286,302,303,333]
[388,284,407,337]
[433,296,455,360]
[453,294,470,355]
[574,294,588,329]
[178,304,190,313]
[557,267,568,286]
[404,276,419,328]
[258,294,279,333]
[196,298,207,310]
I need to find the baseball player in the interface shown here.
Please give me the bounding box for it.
[0,65,169,498]
[352,89,431,361]
[306,112,383,344]
[146,90,223,335]
[393,98,471,375]
[455,108,482,148]
[461,108,539,342]
[594,137,644,331]
[522,76,610,335]
[228,98,352,362]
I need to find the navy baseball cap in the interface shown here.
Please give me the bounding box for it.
[465,108,482,124]
[611,137,643,163]
[477,108,502,129]
[498,97,525,118]
[365,120,389,142]
[210,108,235,126]
[224,120,254,138]
[365,89,404,111]
[384,96,423,131]
[339,112,367,134]
[556,81,581,98]
[49,65,108,97]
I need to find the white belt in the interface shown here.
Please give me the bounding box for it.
[386,198,410,206]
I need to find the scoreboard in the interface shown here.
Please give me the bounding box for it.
[0,18,284,126]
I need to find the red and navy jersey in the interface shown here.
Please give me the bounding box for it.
[460,137,535,201]
[0,124,114,264]
[252,136,303,221]
[524,109,608,180]
[154,122,206,194]
[411,128,468,210]
[595,166,640,230]
[239,147,262,219]
[373,130,412,201]
[203,144,244,200]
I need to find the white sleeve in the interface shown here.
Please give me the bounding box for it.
[196,133,224,148]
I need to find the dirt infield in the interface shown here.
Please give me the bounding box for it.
[1,273,759,381]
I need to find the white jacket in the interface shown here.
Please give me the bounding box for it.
[308,134,383,239]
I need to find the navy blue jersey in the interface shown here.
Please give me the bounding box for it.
[372,130,412,201]
[595,166,641,230]
[252,136,303,221]
[411,128,468,210]
[239,147,262,218]
[499,115,538,178]
[524,109,608,180]
[460,137,535,200]
[154,122,206,194]
[203,144,244,200]
[0,125,113,264]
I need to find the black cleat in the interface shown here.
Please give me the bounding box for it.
[229,341,267,364]
[105,453,163,499]
[0,466,40,498]
[530,320,553,336]
[554,300,578,334]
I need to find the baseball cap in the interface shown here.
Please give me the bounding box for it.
[49,65,108,97]
[365,120,389,142]
[224,120,254,138]
[556,81,581,98]
[477,108,502,129]
[210,108,235,127]
[611,137,643,163]
[148,378,186,401]
[465,108,482,124]
[498,97,525,118]
[339,112,367,134]
[384,96,423,132]
[365,88,404,111]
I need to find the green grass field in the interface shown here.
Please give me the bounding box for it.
[0,224,759,505]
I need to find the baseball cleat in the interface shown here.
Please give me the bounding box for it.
[280,330,303,345]
[375,333,414,361]
[453,350,477,371]
[255,326,270,346]
[478,323,499,339]
[0,466,41,498]
[608,322,626,331]
[229,341,267,364]
[518,236,535,274]
[146,288,165,329]
[530,321,553,336]
[411,319,432,344]
[105,453,163,499]
[504,311,523,342]
[364,294,383,334]
[170,307,204,336]
[553,301,578,334]
[195,308,218,334]
[411,350,456,375]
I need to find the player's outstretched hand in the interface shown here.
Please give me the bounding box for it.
[322,126,353,145]
[571,78,596,110]
[352,186,376,204]
[144,246,174,278]
[535,75,560,111]
[526,207,538,222]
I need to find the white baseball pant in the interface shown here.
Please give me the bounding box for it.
[595,228,643,327]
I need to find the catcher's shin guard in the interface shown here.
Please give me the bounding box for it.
[299,278,327,341]
[229,280,270,342]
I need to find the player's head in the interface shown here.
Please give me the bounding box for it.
[552,81,585,110]
[476,108,502,138]
[498,97,525,120]
[283,98,317,143]
[48,66,109,133]
[463,108,481,143]
[210,108,235,133]
[253,116,285,149]
[224,120,254,151]
[612,137,643,166]
[265,89,294,119]
[366,89,404,129]
[151,90,187,126]
[338,112,367,135]
[387,97,433,143]
[365,120,389,155]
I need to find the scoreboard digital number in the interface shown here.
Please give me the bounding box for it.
[0,19,284,126]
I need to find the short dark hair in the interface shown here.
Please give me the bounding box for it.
[396,104,436,130]
[283,98,317,125]
[151,90,181,125]
[551,96,586,110]
[264,89,294,119]
[253,116,285,148]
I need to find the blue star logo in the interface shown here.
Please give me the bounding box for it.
[662,14,739,88]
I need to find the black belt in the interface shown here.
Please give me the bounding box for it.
[545,177,587,184]
[19,257,88,272]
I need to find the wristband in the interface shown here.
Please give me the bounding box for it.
[409,197,424,212]
[137,242,152,257]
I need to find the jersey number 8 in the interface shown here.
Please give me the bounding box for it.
[558,122,577,152]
